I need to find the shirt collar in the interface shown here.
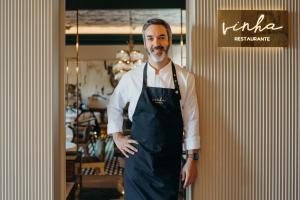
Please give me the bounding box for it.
[147,60,172,75]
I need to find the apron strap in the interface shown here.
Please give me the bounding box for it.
[143,62,181,100]
[171,62,181,100]
[143,62,148,88]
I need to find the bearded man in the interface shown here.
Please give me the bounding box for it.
[107,18,200,200]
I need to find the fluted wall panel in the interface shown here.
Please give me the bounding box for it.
[0,0,61,199]
[186,0,299,200]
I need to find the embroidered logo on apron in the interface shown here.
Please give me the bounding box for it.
[152,97,166,105]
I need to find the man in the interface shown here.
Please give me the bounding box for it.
[107,18,200,200]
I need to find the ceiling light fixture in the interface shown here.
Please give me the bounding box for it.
[112,10,145,81]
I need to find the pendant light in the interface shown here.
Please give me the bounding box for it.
[112,10,144,81]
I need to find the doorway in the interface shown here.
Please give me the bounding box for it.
[63,1,187,199]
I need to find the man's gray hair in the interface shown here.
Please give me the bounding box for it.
[142,18,172,43]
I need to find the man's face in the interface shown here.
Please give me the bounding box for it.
[143,25,170,64]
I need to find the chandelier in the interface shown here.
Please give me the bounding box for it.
[112,10,145,81]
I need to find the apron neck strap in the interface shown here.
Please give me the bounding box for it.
[171,62,181,100]
[143,62,181,100]
[143,62,148,87]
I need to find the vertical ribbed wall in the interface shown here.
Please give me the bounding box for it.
[0,0,60,199]
[187,0,299,200]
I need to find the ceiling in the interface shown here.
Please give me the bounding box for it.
[65,9,186,35]
[65,0,186,45]
[65,0,185,10]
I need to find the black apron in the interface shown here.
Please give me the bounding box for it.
[124,62,183,200]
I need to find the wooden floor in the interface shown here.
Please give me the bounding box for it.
[68,137,125,200]
[81,175,123,189]
[77,188,123,200]
[74,175,124,200]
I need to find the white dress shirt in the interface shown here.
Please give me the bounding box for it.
[107,61,200,150]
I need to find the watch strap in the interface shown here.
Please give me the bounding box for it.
[187,153,199,160]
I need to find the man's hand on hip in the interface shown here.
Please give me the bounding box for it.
[112,132,138,158]
[181,158,198,188]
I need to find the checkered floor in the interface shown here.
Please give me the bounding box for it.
[81,137,124,176]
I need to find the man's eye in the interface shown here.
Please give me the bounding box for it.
[147,38,153,41]
[159,36,165,40]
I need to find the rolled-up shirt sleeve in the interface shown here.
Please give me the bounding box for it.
[107,74,129,134]
[182,72,201,150]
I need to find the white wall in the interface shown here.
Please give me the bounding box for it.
[64,45,187,107]
[187,0,300,200]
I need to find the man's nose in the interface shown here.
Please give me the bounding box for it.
[153,38,160,46]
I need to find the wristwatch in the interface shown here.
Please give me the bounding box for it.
[187,152,199,161]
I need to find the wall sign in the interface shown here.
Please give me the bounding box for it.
[218,10,288,47]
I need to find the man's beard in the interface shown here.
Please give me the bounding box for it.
[146,45,169,63]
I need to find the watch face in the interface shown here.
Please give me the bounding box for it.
[193,153,199,160]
